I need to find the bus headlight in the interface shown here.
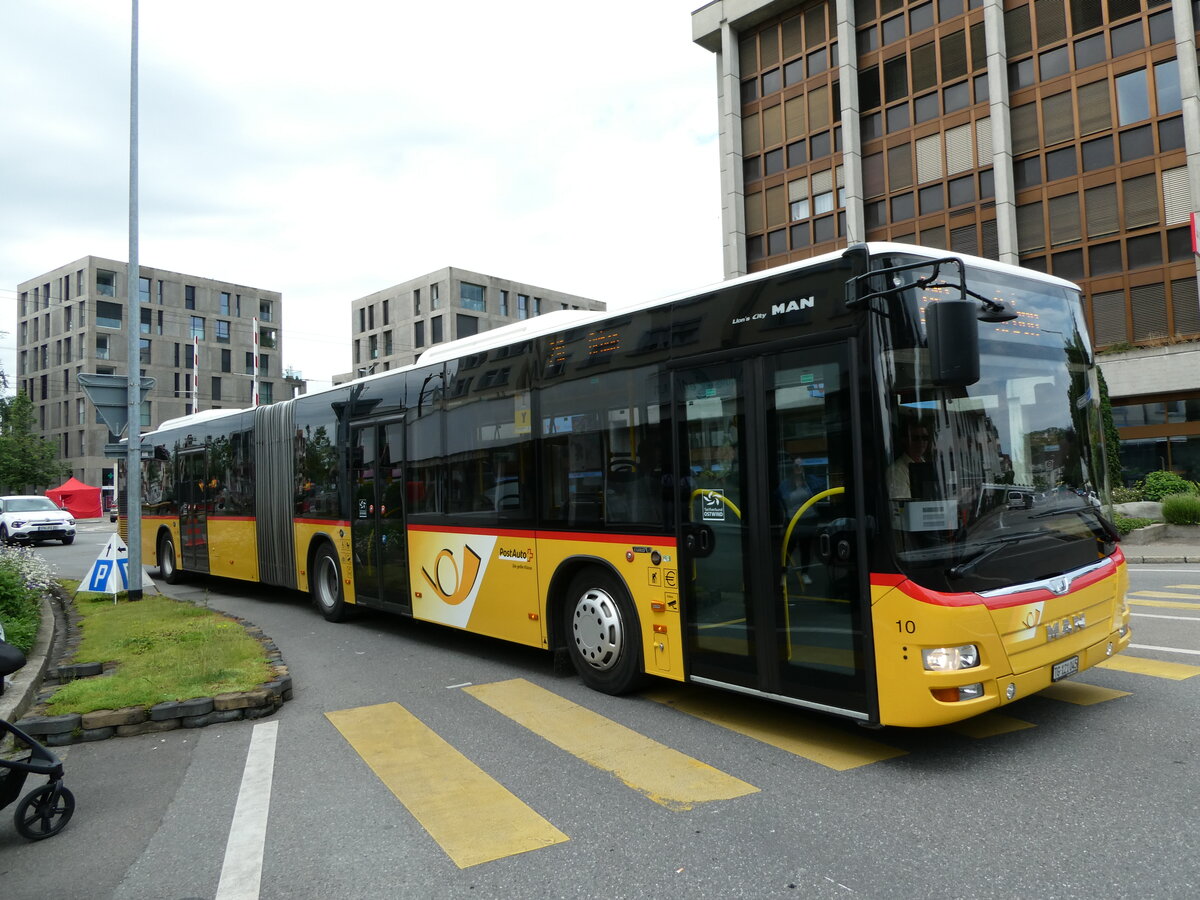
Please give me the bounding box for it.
[922,644,980,671]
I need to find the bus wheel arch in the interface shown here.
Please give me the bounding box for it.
[309,538,353,622]
[157,528,183,584]
[555,561,646,695]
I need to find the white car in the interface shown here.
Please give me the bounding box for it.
[0,495,77,545]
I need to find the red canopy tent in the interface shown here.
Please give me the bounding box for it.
[45,477,103,519]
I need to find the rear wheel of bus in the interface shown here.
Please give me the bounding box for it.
[158,531,183,584]
[311,542,352,622]
[564,568,646,695]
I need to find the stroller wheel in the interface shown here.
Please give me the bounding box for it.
[15,783,75,840]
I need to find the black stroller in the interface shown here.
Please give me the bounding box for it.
[1,638,75,840]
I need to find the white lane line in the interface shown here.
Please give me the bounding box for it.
[214,721,279,900]
[1131,613,1200,622]
[1130,642,1200,657]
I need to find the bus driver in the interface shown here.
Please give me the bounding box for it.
[887,421,931,499]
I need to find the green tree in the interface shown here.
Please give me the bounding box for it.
[1097,368,1123,490]
[0,391,69,493]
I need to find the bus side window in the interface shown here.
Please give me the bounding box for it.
[540,364,664,529]
[444,366,532,524]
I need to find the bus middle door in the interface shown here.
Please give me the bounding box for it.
[179,450,210,574]
[351,421,411,612]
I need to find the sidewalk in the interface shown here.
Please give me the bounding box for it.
[1118,522,1200,563]
[1121,541,1200,564]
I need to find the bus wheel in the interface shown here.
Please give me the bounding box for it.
[311,543,352,622]
[564,570,645,695]
[158,532,183,584]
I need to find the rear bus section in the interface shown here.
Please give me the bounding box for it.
[872,554,1131,727]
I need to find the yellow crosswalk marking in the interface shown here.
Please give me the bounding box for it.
[1128,599,1200,610]
[464,679,758,810]
[1165,584,1200,590]
[326,702,568,868]
[644,687,905,771]
[1097,656,1200,680]
[1039,681,1131,705]
[946,712,1036,739]
[1129,591,1200,601]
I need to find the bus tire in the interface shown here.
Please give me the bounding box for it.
[311,542,352,622]
[563,569,646,695]
[158,531,183,584]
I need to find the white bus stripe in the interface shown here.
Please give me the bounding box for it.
[215,721,279,900]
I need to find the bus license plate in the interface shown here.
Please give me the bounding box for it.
[1052,656,1080,682]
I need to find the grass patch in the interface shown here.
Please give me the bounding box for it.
[44,589,273,716]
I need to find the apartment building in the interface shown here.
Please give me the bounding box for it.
[693,0,1200,483]
[339,267,605,381]
[16,256,283,497]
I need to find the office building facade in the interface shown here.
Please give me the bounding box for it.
[16,256,283,498]
[693,0,1200,483]
[340,267,604,380]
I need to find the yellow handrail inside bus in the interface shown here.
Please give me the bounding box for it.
[781,486,845,661]
[781,486,844,569]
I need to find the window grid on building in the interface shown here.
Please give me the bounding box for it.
[733,0,1197,349]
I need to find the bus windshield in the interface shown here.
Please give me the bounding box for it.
[876,261,1116,594]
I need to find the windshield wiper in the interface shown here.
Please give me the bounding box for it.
[947,531,1048,579]
[1029,504,1090,520]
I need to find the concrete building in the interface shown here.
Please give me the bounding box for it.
[692,0,1200,484]
[15,256,284,502]
[337,267,605,382]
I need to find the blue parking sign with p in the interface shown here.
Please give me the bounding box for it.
[81,535,130,595]
[87,560,114,592]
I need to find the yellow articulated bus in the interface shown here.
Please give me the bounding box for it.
[131,244,1130,727]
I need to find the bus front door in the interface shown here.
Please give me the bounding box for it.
[179,450,210,574]
[351,421,411,612]
[675,344,871,719]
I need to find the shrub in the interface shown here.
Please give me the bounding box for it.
[1112,515,1155,536]
[0,545,53,653]
[1111,484,1143,503]
[1140,470,1195,502]
[1161,493,1200,526]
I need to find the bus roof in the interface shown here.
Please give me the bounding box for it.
[153,407,246,433]
[139,243,1079,440]
[416,309,597,365]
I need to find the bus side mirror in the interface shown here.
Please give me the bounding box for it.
[926,299,980,386]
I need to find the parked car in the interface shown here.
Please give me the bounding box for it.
[0,495,76,545]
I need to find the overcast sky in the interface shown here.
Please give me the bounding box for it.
[1,0,724,392]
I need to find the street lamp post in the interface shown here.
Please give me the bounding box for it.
[125,0,143,599]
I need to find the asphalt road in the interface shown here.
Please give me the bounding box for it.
[1,524,1197,900]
